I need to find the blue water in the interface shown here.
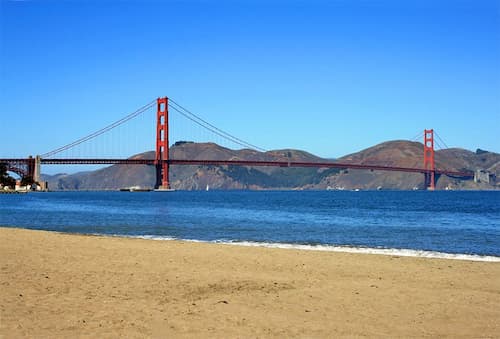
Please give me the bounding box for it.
[1,191,499,257]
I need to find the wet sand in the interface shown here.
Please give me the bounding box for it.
[1,227,499,338]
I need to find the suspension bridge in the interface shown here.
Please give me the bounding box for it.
[1,97,474,191]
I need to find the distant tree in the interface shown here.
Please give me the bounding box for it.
[21,175,34,186]
[0,163,6,176]
[0,163,16,187]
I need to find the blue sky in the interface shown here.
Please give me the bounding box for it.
[1,0,499,168]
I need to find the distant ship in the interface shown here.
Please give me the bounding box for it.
[154,187,175,192]
[120,186,152,192]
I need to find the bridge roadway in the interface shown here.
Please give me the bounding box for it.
[0,158,473,178]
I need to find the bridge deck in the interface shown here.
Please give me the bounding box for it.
[0,158,473,178]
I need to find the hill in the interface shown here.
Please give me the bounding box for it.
[43,141,499,190]
[320,140,499,190]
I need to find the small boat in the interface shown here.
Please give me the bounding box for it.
[120,186,152,192]
[154,188,175,192]
[130,187,152,192]
[206,184,210,191]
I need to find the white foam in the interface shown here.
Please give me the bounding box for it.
[119,235,500,262]
[222,241,500,262]
[133,235,177,241]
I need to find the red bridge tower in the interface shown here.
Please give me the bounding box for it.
[155,97,170,189]
[423,129,435,190]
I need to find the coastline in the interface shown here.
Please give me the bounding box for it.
[1,227,499,337]
[131,235,500,262]
[4,227,500,262]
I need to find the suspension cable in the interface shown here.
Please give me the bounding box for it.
[434,131,449,149]
[168,98,267,152]
[41,100,156,158]
[434,139,444,150]
[168,104,266,152]
[410,131,424,142]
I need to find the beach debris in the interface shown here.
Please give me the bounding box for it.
[216,300,229,304]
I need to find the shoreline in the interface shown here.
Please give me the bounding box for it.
[1,227,499,337]
[131,234,500,262]
[3,225,499,262]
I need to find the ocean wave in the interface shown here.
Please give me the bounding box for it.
[222,241,500,262]
[119,234,500,262]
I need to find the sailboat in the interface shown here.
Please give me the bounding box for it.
[206,184,210,191]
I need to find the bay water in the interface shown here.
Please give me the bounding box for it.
[1,190,499,260]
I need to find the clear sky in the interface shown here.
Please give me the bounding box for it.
[1,0,499,165]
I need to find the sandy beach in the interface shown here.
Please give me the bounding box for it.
[1,227,499,338]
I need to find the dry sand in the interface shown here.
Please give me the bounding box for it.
[1,227,499,338]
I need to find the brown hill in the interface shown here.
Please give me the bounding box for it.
[170,142,334,190]
[316,141,499,190]
[44,141,499,190]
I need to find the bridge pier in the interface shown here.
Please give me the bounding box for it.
[26,156,36,184]
[424,171,436,190]
[23,155,46,189]
[26,155,41,183]
[34,155,41,184]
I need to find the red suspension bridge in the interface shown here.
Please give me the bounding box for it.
[1,97,474,190]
